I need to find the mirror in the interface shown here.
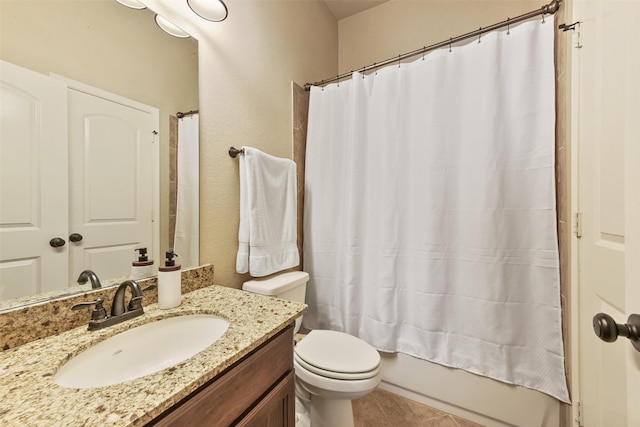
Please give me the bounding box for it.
[0,0,199,310]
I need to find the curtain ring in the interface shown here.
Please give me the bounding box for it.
[336,74,340,87]
[541,12,546,24]
[449,37,452,53]
[478,27,482,44]
[507,18,510,35]
[398,54,401,68]
[374,62,377,75]
[422,46,426,60]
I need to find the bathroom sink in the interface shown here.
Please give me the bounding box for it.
[53,314,229,389]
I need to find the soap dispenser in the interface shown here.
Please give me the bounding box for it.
[131,247,154,280]
[158,249,181,309]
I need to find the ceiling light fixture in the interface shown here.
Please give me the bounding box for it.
[187,0,228,22]
[114,0,146,10]
[154,15,190,38]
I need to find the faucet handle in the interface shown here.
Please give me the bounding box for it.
[128,295,143,311]
[72,297,107,321]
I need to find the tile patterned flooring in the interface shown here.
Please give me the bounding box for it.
[295,332,483,426]
[352,388,484,427]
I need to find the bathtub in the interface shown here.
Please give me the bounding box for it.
[379,352,561,427]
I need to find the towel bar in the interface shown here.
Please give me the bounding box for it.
[229,147,244,158]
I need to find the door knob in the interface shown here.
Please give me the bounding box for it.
[69,233,83,242]
[49,237,66,248]
[593,312,640,352]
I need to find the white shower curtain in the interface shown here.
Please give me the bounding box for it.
[174,114,199,269]
[303,18,569,403]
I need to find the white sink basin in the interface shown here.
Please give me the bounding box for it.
[54,314,229,389]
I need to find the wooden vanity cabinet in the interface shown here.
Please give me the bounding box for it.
[150,325,295,427]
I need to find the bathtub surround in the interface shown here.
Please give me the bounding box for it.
[304,17,569,404]
[293,82,311,268]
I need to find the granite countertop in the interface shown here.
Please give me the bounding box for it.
[0,285,306,426]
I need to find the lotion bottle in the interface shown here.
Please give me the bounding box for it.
[158,250,181,309]
[131,248,154,280]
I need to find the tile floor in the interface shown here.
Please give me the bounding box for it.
[352,388,484,427]
[295,332,483,426]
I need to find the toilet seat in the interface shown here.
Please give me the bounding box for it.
[294,330,380,380]
[294,358,382,398]
[294,353,379,380]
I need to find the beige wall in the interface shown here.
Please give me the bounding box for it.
[145,0,338,288]
[0,0,199,260]
[338,0,541,74]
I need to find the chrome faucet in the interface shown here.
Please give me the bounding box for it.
[77,270,102,289]
[72,280,144,331]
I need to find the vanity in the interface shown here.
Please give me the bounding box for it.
[0,282,305,426]
[151,324,294,426]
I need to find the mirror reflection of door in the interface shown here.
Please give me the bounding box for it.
[0,61,157,300]
[0,60,69,299]
[68,87,156,285]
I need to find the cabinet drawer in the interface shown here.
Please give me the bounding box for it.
[152,325,294,426]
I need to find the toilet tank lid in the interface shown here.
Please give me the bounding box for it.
[242,271,309,295]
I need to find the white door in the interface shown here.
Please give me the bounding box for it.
[0,60,69,299]
[574,1,640,425]
[68,89,155,283]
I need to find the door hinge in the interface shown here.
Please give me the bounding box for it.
[575,401,584,426]
[575,212,583,238]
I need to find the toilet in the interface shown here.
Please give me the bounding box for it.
[242,271,381,427]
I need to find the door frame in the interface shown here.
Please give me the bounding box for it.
[569,1,640,424]
[569,35,582,426]
[52,74,161,270]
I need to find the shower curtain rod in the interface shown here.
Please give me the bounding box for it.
[304,0,561,90]
[177,109,199,118]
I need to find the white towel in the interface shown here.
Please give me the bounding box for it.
[236,146,299,277]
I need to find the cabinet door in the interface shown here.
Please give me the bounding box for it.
[236,371,295,427]
[151,326,294,427]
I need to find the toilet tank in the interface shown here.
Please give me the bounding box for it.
[242,271,308,335]
[242,271,308,303]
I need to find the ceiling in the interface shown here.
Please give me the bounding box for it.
[324,0,388,20]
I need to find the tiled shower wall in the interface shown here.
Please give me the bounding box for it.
[293,83,310,268]
[169,115,178,249]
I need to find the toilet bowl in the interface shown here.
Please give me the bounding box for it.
[242,272,381,427]
[294,329,381,427]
